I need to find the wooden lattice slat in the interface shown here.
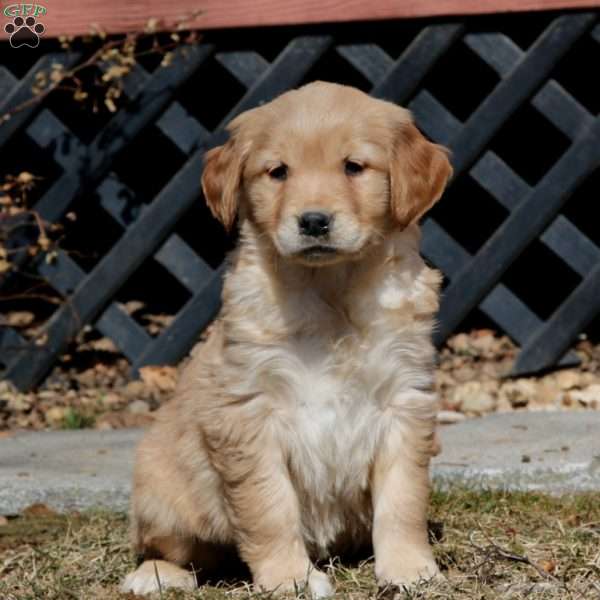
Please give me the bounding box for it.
[0,53,81,148]
[436,117,600,344]
[1,10,600,389]
[514,264,600,373]
[371,25,465,102]
[451,14,594,175]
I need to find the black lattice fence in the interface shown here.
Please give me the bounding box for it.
[1,10,600,390]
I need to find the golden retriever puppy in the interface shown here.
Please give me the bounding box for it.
[121,81,452,597]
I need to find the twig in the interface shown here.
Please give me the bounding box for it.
[29,210,47,242]
[0,292,61,304]
[0,11,202,124]
[469,529,559,583]
[152,560,164,599]
[469,526,594,600]
[0,38,125,123]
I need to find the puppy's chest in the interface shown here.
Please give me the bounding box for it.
[272,337,384,549]
[278,334,387,485]
[270,295,414,478]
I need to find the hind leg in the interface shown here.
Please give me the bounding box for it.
[121,533,235,595]
[121,418,235,595]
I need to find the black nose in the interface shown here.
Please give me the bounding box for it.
[298,212,331,237]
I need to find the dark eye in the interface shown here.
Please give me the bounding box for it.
[344,160,364,176]
[268,164,288,181]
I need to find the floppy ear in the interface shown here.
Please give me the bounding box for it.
[201,139,247,231]
[390,123,452,228]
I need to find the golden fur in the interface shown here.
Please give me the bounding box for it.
[121,81,452,597]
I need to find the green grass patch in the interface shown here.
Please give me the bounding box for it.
[61,408,95,430]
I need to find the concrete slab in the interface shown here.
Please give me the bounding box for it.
[1,412,599,514]
[432,411,600,493]
[0,428,141,514]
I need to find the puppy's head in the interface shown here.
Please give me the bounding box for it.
[202,81,451,266]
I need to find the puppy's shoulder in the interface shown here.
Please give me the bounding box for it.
[374,225,441,318]
[179,321,225,385]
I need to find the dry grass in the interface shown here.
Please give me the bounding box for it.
[1,490,599,599]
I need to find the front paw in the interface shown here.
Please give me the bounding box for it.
[376,552,442,590]
[256,568,334,598]
[120,560,196,595]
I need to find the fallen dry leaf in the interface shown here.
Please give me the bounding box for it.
[0,258,10,273]
[139,365,177,393]
[143,313,175,335]
[34,333,49,347]
[121,300,145,315]
[4,311,35,327]
[22,503,58,518]
[88,337,119,353]
[540,559,558,574]
[95,411,154,430]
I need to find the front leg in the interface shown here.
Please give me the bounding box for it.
[372,393,441,589]
[207,413,333,598]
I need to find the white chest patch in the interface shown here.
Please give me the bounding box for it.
[270,336,388,552]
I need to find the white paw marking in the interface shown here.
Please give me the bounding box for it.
[120,560,196,596]
[376,556,442,589]
[307,570,335,598]
[259,568,334,598]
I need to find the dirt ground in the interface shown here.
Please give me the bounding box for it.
[1,307,600,431]
[0,490,598,599]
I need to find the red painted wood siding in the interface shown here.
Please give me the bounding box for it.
[1,0,599,39]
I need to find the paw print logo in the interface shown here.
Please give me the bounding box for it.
[5,16,45,48]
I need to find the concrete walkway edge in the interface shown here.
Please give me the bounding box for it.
[1,412,599,514]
